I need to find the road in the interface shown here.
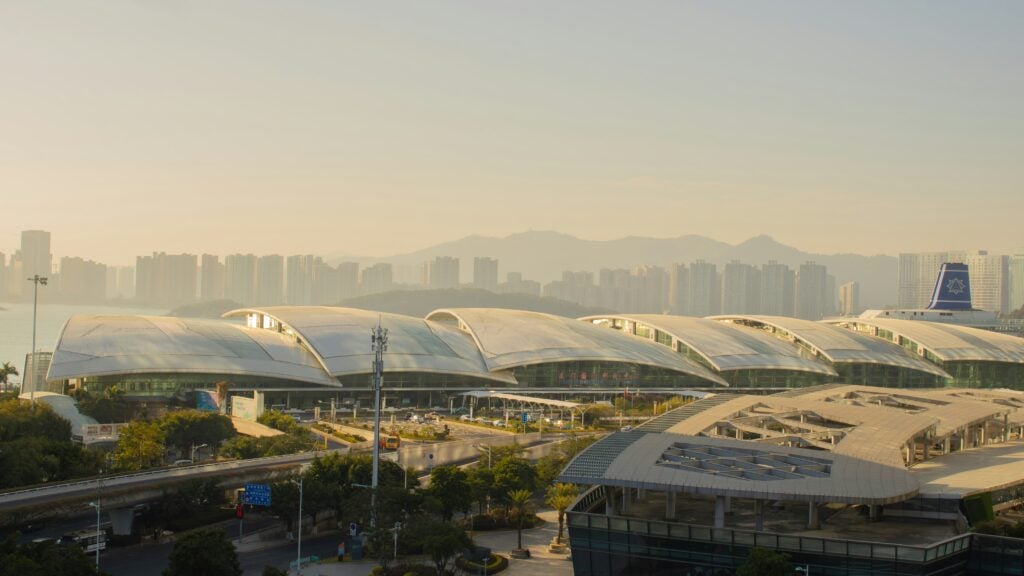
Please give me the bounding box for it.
[98,514,343,576]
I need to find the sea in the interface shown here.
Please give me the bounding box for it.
[0,301,167,383]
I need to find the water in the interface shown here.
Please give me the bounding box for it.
[0,302,167,382]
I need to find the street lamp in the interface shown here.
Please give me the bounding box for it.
[87,500,101,572]
[392,521,402,561]
[190,443,208,463]
[291,476,304,575]
[26,275,47,408]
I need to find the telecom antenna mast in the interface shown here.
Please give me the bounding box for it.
[370,317,388,526]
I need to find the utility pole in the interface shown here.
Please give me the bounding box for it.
[26,275,48,408]
[370,317,388,527]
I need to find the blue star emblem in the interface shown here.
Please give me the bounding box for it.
[946,278,966,296]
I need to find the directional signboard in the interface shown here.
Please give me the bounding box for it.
[522,412,529,423]
[244,483,272,506]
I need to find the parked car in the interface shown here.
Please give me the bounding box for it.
[459,414,473,421]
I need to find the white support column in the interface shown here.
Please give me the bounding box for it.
[869,505,880,522]
[807,501,820,530]
[637,488,645,500]
[754,499,765,531]
[621,487,630,514]
[665,492,677,520]
[605,488,616,516]
[714,496,726,528]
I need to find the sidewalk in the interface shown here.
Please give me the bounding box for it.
[305,509,573,576]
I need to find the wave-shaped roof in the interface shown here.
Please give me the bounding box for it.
[224,307,515,384]
[825,318,1024,363]
[426,308,728,385]
[582,314,838,377]
[712,315,951,379]
[48,315,337,386]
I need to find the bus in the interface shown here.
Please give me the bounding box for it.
[378,436,400,450]
[59,529,107,554]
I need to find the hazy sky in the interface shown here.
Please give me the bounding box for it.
[3,1,1022,265]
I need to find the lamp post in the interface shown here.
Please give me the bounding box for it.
[87,500,100,571]
[292,476,304,575]
[392,521,402,561]
[190,443,208,463]
[26,275,47,408]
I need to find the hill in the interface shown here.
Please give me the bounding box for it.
[336,289,612,318]
[328,231,899,308]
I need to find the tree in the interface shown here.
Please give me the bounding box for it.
[113,420,166,471]
[421,521,471,576]
[508,489,533,551]
[162,529,242,576]
[261,567,288,576]
[493,456,537,512]
[257,410,302,435]
[0,532,99,576]
[735,547,794,576]
[159,410,234,455]
[545,483,579,543]
[466,466,495,516]
[426,465,472,522]
[0,362,18,392]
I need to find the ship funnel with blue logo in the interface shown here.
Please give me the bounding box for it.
[927,263,973,311]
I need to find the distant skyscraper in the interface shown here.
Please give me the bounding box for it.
[286,255,315,305]
[1010,251,1024,313]
[898,252,966,309]
[428,256,460,289]
[688,260,719,317]
[135,252,198,305]
[721,261,760,314]
[256,255,285,305]
[500,272,540,297]
[58,256,107,302]
[225,254,258,305]
[312,258,341,304]
[0,252,7,300]
[796,261,828,320]
[473,257,499,292]
[826,274,837,316]
[668,263,689,315]
[839,281,860,316]
[201,254,225,302]
[760,261,795,316]
[964,251,1009,314]
[20,230,52,280]
[361,263,393,295]
[337,262,360,301]
[634,266,669,313]
[116,266,135,299]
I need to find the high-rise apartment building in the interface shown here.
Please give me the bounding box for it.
[286,255,315,305]
[473,257,499,292]
[796,261,828,320]
[500,272,540,297]
[688,260,720,317]
[898,252,967,309]
[965,251,1009,314]
[721,261,760,315]
[839,281,860,316]
[668,263,689,315]
[135,252,198,305]
[312,258,341,304]
[428,256,460,289]
[361,263,393,295]
[337,262,360,301]
[20,230,52,280]
[0,252,6,300]
[760,261,795,316]
[58,257,107,302]
[634,266,669,313]
[1010,251,1024,314]
[225,254,258,305]
[201,254,225,302]
[116,266,135,299]
[256,255,285,305]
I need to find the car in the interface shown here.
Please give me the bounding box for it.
[492,419,505,427]
[620,425,634,432]
[459,414,473,421]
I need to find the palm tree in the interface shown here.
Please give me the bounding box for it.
[0,362,18,393]
[508,489,533,551]
[545,483,579,544]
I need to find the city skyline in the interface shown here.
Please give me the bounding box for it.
[5,2,1024,263]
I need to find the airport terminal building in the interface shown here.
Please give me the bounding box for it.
[45,307,1024,408]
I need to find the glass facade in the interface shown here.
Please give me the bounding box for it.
[941,362,1024,389]
[508,361,715,390]
[833,364,946,388]
[567,488,1024,576]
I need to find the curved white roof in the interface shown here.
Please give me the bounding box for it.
[225,307,514,384]
[426,308,728,386]
[713,315,951,379]
[48,315,337,386]
[825,318,1024,364]
[583,314,838,377]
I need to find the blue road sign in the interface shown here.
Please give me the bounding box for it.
[244,483,272,506]
[522,412,529,423]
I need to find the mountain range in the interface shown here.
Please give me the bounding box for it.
[327,231,898,309]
